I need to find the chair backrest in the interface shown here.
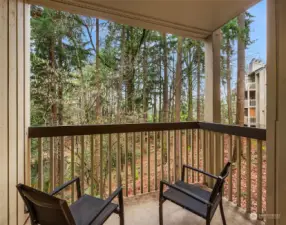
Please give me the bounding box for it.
[209,162,231,204]
[17,184,76,225]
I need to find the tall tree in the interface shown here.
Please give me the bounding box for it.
[221,19,239,124]
[175,36,183,179]
[195,42,203,121]
[143,40,148,121]
[162,33,169,122]
[116,25,125,123]
[236,13,246,127]
[232,12,254,162]
[95,18,101,122]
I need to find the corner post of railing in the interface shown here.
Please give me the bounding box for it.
[204,29,221,188]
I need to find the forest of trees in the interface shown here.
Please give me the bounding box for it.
[30,6,256,194]
[30,6,254,128]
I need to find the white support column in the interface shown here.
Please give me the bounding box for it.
[204,30,221,185]
[267,0,286,224]
[0,1,30,224]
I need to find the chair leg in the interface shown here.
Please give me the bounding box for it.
[159,199,163,225]
[206,218,210,225]
[219,200,227,225]
[118,189,124,225]
[119,209,124,225]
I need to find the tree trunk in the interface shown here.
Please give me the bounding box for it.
[226,40,233,124]
[159,63,162,122]
[95,18,101,122]
[48,37,60,186]
[153,88,157,122]
[94,18,101,194]
[126,27,135,113]
[49,38,57,126]
[117,26,125,123]
[233,13,246,162]
[196,45,201,121]
[162,33,169,122]
[143,41,148,121]
[175,37,183,180]
[187,52,193,121]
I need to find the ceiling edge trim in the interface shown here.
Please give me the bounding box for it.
[27,0,210,39]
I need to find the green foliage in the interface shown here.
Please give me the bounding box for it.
[29,6,257,189]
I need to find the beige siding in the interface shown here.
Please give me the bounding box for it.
[0,0,30,224]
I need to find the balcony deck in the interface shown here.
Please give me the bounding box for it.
[106,192,264,225]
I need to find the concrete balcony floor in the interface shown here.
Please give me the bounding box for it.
[106,192,265,225]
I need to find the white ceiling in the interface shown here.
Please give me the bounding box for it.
[29,0,260,39]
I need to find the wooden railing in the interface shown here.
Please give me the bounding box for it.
[27,122,266,219]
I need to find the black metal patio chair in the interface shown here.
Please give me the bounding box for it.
[17,177,124,225]
[159,162,231,225]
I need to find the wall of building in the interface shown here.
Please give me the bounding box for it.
[245,59,267,128]
[0,0,29,224]
[256,69,267,128]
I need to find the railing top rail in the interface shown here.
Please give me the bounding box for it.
[28,122,266,140]
[28,122,200,138]
[198,122,266,140]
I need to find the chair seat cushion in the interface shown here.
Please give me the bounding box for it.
[163,181,211,218]
[70,194,118,225]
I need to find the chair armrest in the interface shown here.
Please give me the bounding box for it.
[182,164,218,180]
[160,180,212,206]
[50,177,81,199]
[88,187,123,225]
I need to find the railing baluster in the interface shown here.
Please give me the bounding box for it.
[49,137,54,192]
[161,131,164,181]
[202,130,206,184]
[221,134,225,169]
[117,133,121,186]
[185,130,189,182]
[100,134,103,198]
[108,134,112,195]
[71,136,75,202]
[27,139,32,186]
[147,132,150,192]
[132,132,136,195]
[257,139,263,219]
[174,131,177,182]
[237,136,241,207]
[167,130,170,182]
[155,131,158,190]
[220,134,224,194]
[191,130,195,183]
[207,131,211,186]
[140,132,144,193]
[125,133,128,197]
[246,138,251,213]
[80,136,84,194]
[38,137,43,190]
[228,135,233,201]
[179,130,183,180]
[60,137,65,197]
[196,129,199,182]
[90,135,94,197]
[220,134,224,169]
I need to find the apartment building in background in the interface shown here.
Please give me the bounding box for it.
[244,59,267,128]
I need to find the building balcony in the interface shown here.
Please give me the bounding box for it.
[246,83,256,90]
[27,122,266,225]
[245,99,256,108]
[250,117,257,124]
